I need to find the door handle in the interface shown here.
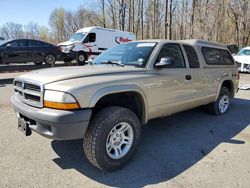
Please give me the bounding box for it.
[185,75,192,80]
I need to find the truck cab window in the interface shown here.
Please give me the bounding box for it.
[157,43,185,68]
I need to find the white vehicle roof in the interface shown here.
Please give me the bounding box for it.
[76,26,135,35]
[241,46,250,50]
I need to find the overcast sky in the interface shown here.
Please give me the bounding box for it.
[0,0,95,27]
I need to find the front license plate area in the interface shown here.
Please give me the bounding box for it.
[18,118,32,136]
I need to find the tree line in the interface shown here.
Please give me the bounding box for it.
[0,0,249,47]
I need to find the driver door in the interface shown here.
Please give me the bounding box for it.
[146,43,194,119]
[82,32,98,58]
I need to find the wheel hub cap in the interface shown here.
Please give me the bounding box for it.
[106,122,134,159]
[79,55,85,61]
[218,95,229,113]
[46,55,55,63]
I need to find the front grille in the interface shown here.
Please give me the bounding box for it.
[24,94,41,102]
[14,89,23,96]
[24,83,41,92]
[14,81,22,88]
[14,79,43,107]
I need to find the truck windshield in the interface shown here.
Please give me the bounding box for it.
[93,42,156,67]
[69,32,86,42]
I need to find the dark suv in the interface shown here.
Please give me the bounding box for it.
[0,39,61,65]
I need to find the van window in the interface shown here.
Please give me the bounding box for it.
[83,33,96,43]
[183,45,200,68]
[202,47,234,65]
[70,33,86,42]
[156,43,186,68]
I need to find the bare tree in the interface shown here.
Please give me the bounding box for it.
[24,22,39,39]
[1,1,250,46]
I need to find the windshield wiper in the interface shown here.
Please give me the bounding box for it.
[100,60,125,67]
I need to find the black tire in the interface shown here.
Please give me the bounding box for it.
[44,54,56,65]
[34,61,43,65]
[83,106,141,171]
[76,51,87,65]
[203,87,231,115]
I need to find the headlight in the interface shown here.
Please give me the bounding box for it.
[44,90,80,110]
[64,44,75,52]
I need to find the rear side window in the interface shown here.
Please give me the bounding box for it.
[28,40,42,47]
[183,45,200,68]
[202,47,234,65]
[39,41,50,47]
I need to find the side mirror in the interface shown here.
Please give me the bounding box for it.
[6,43,11,48]
[155,57,175,68]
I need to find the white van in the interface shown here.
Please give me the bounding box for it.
[58,26,136,64]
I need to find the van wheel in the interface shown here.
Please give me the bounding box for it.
[76,52,87,65]
[83,106,141,171]
[204,87,231,115]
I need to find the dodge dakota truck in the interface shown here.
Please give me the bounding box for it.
[11,40,239,171]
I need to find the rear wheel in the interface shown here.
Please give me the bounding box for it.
[204,87,231,115]
[83,106,141,171]
[44,54,56,65]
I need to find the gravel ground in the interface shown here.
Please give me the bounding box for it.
[0,73,249,188]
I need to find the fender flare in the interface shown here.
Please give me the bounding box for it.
[215,78,235,100]
[89,85,148,124]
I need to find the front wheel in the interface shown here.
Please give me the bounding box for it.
[83,106,141,171]
[76,52,87,65]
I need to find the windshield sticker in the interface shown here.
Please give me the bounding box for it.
[137,43,156,47]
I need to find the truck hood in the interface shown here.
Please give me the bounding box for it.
[58,40,76,46]
[17,65,146,85]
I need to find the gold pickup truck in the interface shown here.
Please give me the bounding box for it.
[11,40,239,171]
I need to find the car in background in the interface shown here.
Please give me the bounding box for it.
[226,44,239,55]
[0,39,61,65]
[233,46,250,73]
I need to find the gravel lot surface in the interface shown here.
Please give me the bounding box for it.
[0,73,249,188]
